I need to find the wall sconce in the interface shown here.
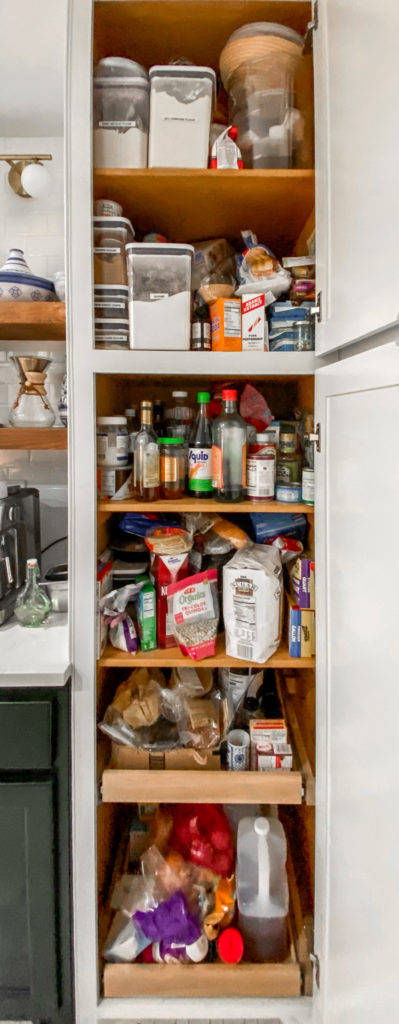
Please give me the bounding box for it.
[0,155,52,199]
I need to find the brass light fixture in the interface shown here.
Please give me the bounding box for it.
[0,154,52,198]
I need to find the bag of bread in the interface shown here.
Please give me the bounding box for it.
[99,668,180,750]
[223,542,283,663]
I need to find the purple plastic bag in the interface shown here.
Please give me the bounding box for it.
[133,889,201,945]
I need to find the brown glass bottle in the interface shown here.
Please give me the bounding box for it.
[133,401,160,501]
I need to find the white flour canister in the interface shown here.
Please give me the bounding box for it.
[148,65,216,168]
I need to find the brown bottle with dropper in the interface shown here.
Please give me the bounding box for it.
[133,400,160,501]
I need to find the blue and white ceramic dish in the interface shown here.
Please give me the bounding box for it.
[0,248,55,302]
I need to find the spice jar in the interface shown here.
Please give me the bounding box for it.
[246,435,276,501]
[158,437,186,498]
[96,416,129,466]
[276,422,301,484]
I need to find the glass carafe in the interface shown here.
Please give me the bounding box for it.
[14,558,50,627]
[9,355,55,428]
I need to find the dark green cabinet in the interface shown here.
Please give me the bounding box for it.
[0,686,73,1024]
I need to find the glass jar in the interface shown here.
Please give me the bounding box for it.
[246,436,276,501]
[276,421,301,483]
[164,391,194,441]
[158,438,186,499]
[96,416,129,466]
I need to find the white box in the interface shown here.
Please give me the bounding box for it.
[241,294,269,351]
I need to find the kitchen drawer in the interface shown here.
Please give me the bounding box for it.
[0,700,52,770]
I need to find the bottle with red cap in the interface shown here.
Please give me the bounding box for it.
[211,388,247,501]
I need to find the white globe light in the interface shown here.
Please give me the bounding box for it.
[21,162,51,199]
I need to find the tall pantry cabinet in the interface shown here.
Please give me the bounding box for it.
[65,2,399,1023]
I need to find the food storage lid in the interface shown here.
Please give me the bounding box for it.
[125,408,138,415]
[93,216,135,240]
[94,57,149,86]
[94,284,129,294]
[222,388,238,400]
[97,416,128,425]
[149,64,217,103]
[225,22,303,47]
[256,432,276,443]
[158,437,185,445]
[95,319,129,328]
[126,242,194,259]
[172,391,188,397]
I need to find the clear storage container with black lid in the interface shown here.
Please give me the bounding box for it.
[93,57,149,168]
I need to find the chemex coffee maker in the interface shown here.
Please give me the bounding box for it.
[0,486,41,625]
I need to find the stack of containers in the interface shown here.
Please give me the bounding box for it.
[93,58,150,168]
[219,23,305,169]
[126,242,194,349]
[93,215,135,349]
[148,65,216,168]
[268,301,314,350]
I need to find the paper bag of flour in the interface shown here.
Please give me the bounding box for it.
[223,543,282,663]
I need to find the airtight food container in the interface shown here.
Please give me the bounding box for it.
[148,65,217,168]
[127,242,194,350]
[95,319,130,350]
[93,57,150,168]
[94,285,129,321]
[93,217,135,286]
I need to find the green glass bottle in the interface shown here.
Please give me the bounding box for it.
[14,558,51,627]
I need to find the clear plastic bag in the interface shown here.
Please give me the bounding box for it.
[99,667,181,750]
[100,582,146,653]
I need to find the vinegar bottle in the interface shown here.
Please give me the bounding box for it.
[134,400,160,501]
[211,388,247,501]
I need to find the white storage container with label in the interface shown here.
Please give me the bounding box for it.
[148,65,216,168]
[93,217,135,287]
[127,242,194,350]
[93,57,149,168]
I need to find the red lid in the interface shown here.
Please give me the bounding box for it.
[217,927,244,964]
[222,389,237,401]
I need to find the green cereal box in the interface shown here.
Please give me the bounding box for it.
[136,576,157,651]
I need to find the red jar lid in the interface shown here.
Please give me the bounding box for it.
[222,389,237,401]
[217,927,244,964]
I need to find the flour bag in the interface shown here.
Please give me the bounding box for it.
[223,543,282,663]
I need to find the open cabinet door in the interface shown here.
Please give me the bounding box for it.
[314,342,399,1023]
[314,0,399,354]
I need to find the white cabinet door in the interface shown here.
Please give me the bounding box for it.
[314,0,399,354]
[314,342,399,1024]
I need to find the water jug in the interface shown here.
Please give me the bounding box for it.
[236,815,289,961]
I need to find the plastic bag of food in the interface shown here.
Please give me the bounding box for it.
[204,874,236,940]
[100,582,146,653]
[223,542,283,663]
[99,667,180,750]
[236,230,291,298]
[167,569,219,660]
[239,383,273,433]
[103,872,155,962]
[171,804,234,876]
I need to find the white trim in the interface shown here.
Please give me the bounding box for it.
[97,995,313,1021]
[92,349,319,376]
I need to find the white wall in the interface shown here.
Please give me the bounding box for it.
[0,135,67,556]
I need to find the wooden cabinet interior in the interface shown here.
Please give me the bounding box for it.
[94,0,316,1001]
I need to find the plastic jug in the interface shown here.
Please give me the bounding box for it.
[236,815,289,962]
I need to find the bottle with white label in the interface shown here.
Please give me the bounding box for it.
[188,391,213,497]
[133,401,160,501]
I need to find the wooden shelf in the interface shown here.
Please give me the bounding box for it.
[102,762,303,805]
[93,169,315,252]
[0,428,67,450]
[0,302,66,341]
[103,958,301,998]
[98,496,313,515]
[98,636,314,669]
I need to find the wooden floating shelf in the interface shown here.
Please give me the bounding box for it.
[93,168,315,252]
[98,496,313,515]
[0,428,68,450]
[98,637,314,670]
[0,302,66,341]
[102,958,301,998]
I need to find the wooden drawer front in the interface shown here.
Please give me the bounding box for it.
[103,960,301,998]
[0,701,52,770]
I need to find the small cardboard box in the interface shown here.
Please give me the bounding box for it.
[97,557,113,658]
[286,592,315,657]
[255,741,293,771]
[241,294,269,351]
[289,556,315,610]
[111,743,221,771]
[209,297,242,351]
[249,718,287,769]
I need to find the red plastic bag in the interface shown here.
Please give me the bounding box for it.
[240,383,273,433]
[171,804,234,876]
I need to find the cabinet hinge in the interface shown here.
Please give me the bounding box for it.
[303,1,319,52]
[304,422,321,454]
[311,290,322,323]
[310,951,320,988]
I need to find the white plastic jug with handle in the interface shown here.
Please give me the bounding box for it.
[236,815,290,962]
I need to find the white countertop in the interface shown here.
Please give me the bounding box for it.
[0,613,71,686]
